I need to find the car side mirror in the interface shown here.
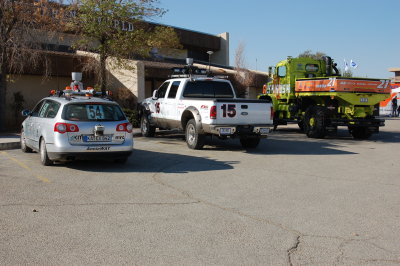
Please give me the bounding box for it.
[21,109,31,117]
[152,90,159,100]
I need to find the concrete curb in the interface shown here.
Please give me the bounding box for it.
[0,141,20,150]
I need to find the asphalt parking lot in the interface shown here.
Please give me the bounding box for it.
[1,119,399,265]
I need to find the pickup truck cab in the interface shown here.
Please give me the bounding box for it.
[138,65,273,149]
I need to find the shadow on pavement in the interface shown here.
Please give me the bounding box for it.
[65,148,238,173]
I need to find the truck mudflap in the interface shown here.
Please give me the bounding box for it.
[207,124,273,137]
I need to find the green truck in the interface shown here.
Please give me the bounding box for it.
[258,56,391,139]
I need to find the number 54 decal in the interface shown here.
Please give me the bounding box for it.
[221,104,236,117]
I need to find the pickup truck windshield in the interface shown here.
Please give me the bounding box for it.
[183,81,234,98]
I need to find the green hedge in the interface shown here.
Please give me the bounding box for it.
[123,108,140,128]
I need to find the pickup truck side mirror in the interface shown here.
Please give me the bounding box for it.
[21,109,31,117]
[152,90,159,100]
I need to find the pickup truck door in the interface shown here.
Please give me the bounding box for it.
[153,81,170,126]
[163,81,181,128]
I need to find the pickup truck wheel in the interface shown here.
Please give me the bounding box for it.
[349,126,372,140]
[40,138,53,166]
[185,119,205,149]
[141,115,155,137]
[240,137,261,149]
[20,128,32,153]
[304,106,327,138]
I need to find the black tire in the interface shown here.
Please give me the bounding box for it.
[140,114,155,137]
[240,137,261,149]
[40,138,53,166]
[20,128,32,153]
[349,126,372,140]
[298,120,305,132]
[304,106,327,138]
[185,119,205,149]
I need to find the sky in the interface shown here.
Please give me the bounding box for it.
[154,0,399,79]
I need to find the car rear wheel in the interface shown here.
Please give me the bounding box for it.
[40,138,53,166]
[240,137,261,149]
[141,115,155,137]
[185,119,205,150]
[20,128,32,153]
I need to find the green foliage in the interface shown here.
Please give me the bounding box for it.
[298,50,327,60]
[70,0,181,93]
[123,108,140,128]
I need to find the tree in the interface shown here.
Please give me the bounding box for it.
[298,49,327,60]
[69,0,181,95]
[232,41,255,98]
[342,68,353,77]
[0,0,67,131]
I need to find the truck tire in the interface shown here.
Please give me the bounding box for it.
[185,119,205,149]
[304,106,327,138]
[349,126,372,140]
[141,115,155,137]
[40,138,53,166]
[298,120,305,132]
[240,137,261,149]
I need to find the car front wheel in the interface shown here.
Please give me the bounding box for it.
[20,128,32,153]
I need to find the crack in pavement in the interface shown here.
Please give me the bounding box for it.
[287,235,301,266]
[149,157,400,265]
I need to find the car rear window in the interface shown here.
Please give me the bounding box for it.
[62,103,126,121]
[183,81,234,98]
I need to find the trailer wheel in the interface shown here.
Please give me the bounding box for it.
[349,126,372,140]
[304,106,327,138]
[185,119,205,149]
[141,115,156,137]
[240,137,261,149]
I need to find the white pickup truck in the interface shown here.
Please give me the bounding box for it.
[138,70,273,149]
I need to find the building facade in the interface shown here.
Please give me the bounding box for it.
[5,23,266,130]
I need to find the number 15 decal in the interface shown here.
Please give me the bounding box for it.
[221,104,236,117]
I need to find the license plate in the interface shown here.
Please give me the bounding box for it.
[219,128,232,135]
[260,128,270,135]
[360,97,368,103]
[83,135,112,142]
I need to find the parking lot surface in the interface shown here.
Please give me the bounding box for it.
[1,119,400,265]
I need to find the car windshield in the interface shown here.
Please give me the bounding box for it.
[62,103,126,121]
